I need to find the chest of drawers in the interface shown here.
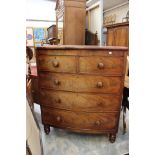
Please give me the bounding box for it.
[36,45,128,143]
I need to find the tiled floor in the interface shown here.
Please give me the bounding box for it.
[34,104,129,155]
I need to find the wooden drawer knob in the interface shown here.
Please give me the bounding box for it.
[56,116,61,122]
[98,63,104,69]
[95,120,101,126]
[54,79,60,85]
[52,60,59,67]
[97,102,102,106]
[55,98,61,103]
[96,82,103,88]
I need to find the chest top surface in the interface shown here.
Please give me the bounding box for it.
[36,45,128,51]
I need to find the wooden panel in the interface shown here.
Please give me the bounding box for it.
[79,56,124,75]
[64,0,86,8]
[42,107,118,130]
[56,0,86,45]
[106,22,129,47]
[39,73,122,93]
[36,45,128,50]
[106,29,114,46]
[38,55,76,73]
[40,90,121,112]
[115,26,128,46]
[64,6,85,45]
[31,77,39,104]
[37,49,124,57]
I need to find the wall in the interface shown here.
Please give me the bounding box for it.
[26,0,56,28]
[104,3,129,24]
[88,6,100,44]
[26,21,54,28]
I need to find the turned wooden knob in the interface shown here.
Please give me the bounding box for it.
[96,82,103,88]
[54,79,60,85]
[97,102,102,106]
[98,63,104,69]
[56,116,61,122]
[52,60,59,67]
[55,98,61,103]
[95,120,101,126]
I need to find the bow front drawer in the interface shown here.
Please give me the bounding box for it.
[40,90,121,112]
[38,55,76,73]
[39,73,122,93]
[42,107,118,131]
[79,56,124,75]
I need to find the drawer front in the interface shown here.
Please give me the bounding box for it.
[39,73,122,93]
[42,107,118,130]
[79,56,124,75]
[39,73,76,91]
[38,55,76,73]
[76,75,122,93]
[40,90,121,112]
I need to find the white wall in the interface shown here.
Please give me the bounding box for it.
[88,6,101,43]
[26,21,55,28]
[89,6,100,34]
[104,3,129,24]
[26,0,56,28]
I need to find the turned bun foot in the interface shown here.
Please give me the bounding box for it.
[109,133,116,143]
[44,125,50,135]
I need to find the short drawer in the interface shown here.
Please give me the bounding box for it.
[40,90,121,112]
[39,73,76,91]
[79,56,124,75]
[39,73,122,94]
[42,107,118,130]
[76,75,122,93]
[37,55,76,73]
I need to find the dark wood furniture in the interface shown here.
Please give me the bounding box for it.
[30,75,39,104]
[85,29,98,45]
[47,25,57,40]
[27,64,39,104]
[122,56,129,134]
[47,25,60,45]
[106,22,129,47]
[36,45,128,143]
[26,79,34,109]
[55,0,86,45]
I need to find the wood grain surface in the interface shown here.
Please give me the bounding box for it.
[36,46,127,142]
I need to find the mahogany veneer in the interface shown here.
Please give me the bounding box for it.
[36,45,128,143]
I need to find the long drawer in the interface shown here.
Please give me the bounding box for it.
[42,107,118,130]
[79,56,124,75]
[39,73,122,93]
[40,90,121,112]
[37,55,77,73]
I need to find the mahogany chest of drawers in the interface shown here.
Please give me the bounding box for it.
[36,45,128,143]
